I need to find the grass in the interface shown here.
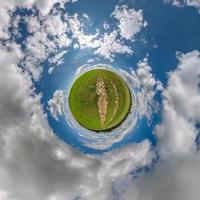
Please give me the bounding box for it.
[68,69,132,132]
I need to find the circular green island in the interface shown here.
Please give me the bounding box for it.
[68,69,132,132]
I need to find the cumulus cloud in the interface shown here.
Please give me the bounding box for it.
[1,2,148,80]
[76,50,200,200]
[155,50,200,156]
[67,12,134,61]
[116,50,200,200]
[22,11,72,80]
[7,5,142,79]
[165,0,200,13]
[48,90,66,120]
[4,46,200,200]
[0,48,153,199]
[112,5,147,40]
[0,1,72,80]
[0,35,153,200]
[129,58,163,118]
[67,13,100,49]
[94,31,133,61]
[0,0,74,38]
[118,153,200,200]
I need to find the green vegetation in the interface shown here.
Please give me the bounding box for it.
[68,69,132,132]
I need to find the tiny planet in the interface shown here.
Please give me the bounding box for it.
[68,69,132,132]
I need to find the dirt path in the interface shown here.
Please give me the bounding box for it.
[96,76,108,127]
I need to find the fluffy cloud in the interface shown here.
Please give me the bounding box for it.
[1,2,148,81]
[165,0,200,13]
[129,58,163,118]
[7,5,144,80]
[118,153,200,200]
[48,90,66,120]
[155,50,200,156]
[112,5,147,40]
[22,12,71,79]
[116,50,200,200]
[94,31,133,61]
[2,45,200,200]
[67,13,100,49]
[0,1,73,79]
[0,0,69,38]
[67,12,134,61]
[0,44,153,200]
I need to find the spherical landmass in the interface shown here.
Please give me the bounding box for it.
[68,69,132,132]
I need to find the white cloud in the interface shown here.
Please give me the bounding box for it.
[118,153,200,200]
[0,1,74,80]
[48,90,66,120]
[165,0,200,13]
[26,9,132,78]
[1,3,148,80]
[136,58,163,91]
[2,47,200,200]
[95,31,133,61]
[129,58,163,119]
[67,13,100,49]
[0,0,70,38]
[43,15,69,37]
[65,5,147,61]
[103,21,110,30]
[0,47,153,200]
[65,12,135,61]
[21,10,72,80]
[109,50,200,200]
[155,50,200,156]
[112,5,147,40]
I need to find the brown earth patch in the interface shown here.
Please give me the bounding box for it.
[96,76,108,127]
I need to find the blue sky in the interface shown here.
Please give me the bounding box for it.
[0,0,200,200]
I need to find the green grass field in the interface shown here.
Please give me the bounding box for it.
[68,69,132,132]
